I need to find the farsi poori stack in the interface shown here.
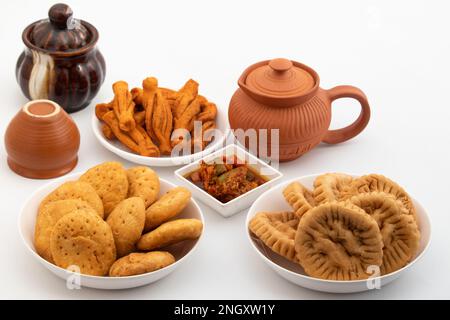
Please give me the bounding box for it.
[34,161,203,277]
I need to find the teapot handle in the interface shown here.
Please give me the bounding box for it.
[322,85,371,144]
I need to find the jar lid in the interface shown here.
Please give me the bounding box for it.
[26,3,95,53]
[244,58,316,98]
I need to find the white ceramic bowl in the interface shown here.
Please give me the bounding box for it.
[92,108,229,167]
[175,144,283,217]
[18,172,205,290]
[246,174,431,293]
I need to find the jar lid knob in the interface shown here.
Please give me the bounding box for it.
[48,3,73,29]
[269,58,293,73]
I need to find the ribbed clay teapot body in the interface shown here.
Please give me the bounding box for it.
[228,58,371,162]
[16,3,106,113]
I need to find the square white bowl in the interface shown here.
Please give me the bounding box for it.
[175,144,283,217]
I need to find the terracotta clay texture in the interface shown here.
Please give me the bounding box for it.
[16,3,106,113]
[5,99,80,179]
[228,58,371,162]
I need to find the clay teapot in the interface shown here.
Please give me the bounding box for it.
[16,3,106,113]
[228,58,371,162]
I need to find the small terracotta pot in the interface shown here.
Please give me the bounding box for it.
[228,58,371,162]
[4,99,80,179]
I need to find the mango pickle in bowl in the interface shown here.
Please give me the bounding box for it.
[175,144,283,217]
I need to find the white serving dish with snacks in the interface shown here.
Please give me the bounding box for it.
[246,174,431,293]
[92,109,229,167]
[175,144,283,217]
[18,172,205,290]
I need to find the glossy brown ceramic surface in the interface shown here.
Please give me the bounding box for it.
[228,58,371,162]
[5,100,80,179]
[16,3,106,113]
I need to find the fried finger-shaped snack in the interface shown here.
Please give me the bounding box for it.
[101,124,115,140]
[127,166,160,207]
[142,77,158,142]
[35,199,98,263]
[105,92,158,156]
[313,173,353,205]
[133,86,170,107]
[130,124,160,157]
[159,87,178,115]
[131,87,143,106]
[134,110,146,126]
[196,101,217,122]
[101,111,141,154]
[176,95,205,130]
[95,102,113,120]
[152,90,173,155]
[349,192,420,275]
[160,87,177,100]
[79,161,129,217]
[144,186,191,231]
[295,202,383,281]
[101,112,145,142]
[346,174,417,221]
[283,182,315,218]
[137,219,203,251]
[112,81,136,132]
[249,212,299,262]
[39,181,104,218]
[109,251,175,277]
[106,197,145,258]
[168,99,177,117]
[172,96,205,147]
[174,79,198,119]
[191,120,215,152]
[50,210,116,276]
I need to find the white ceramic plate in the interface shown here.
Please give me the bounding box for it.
[18,172,205,290]
[246,174,431,293]
[175,144,283,217]
[92,109,229,167]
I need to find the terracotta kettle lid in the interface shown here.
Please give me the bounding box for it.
[244,58,316,98]
[25,3,97,53]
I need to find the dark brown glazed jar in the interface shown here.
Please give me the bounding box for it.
[229,58,371,162]
[16,3,106,113]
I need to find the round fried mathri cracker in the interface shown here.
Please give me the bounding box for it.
[109,251,175,277]
[144,186,191,231]
[283,182,315,219]
[50,210,116,276]
[35,199,99,263]
[137,219,203,251]
[106,197,145,258]
[295,202,383,281]
[313,173,353,205]
[345,174,417,221]
[127,166,160,208]
[39,181,104,218]
[79,161,128,217]
[349,192,420,275]
[249,211,299,262]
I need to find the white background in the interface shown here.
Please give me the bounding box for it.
[0,0,449,299]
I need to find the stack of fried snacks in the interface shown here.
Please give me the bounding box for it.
[96,77,218,157]
[249,173,421,281]
[34,161,203,277]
